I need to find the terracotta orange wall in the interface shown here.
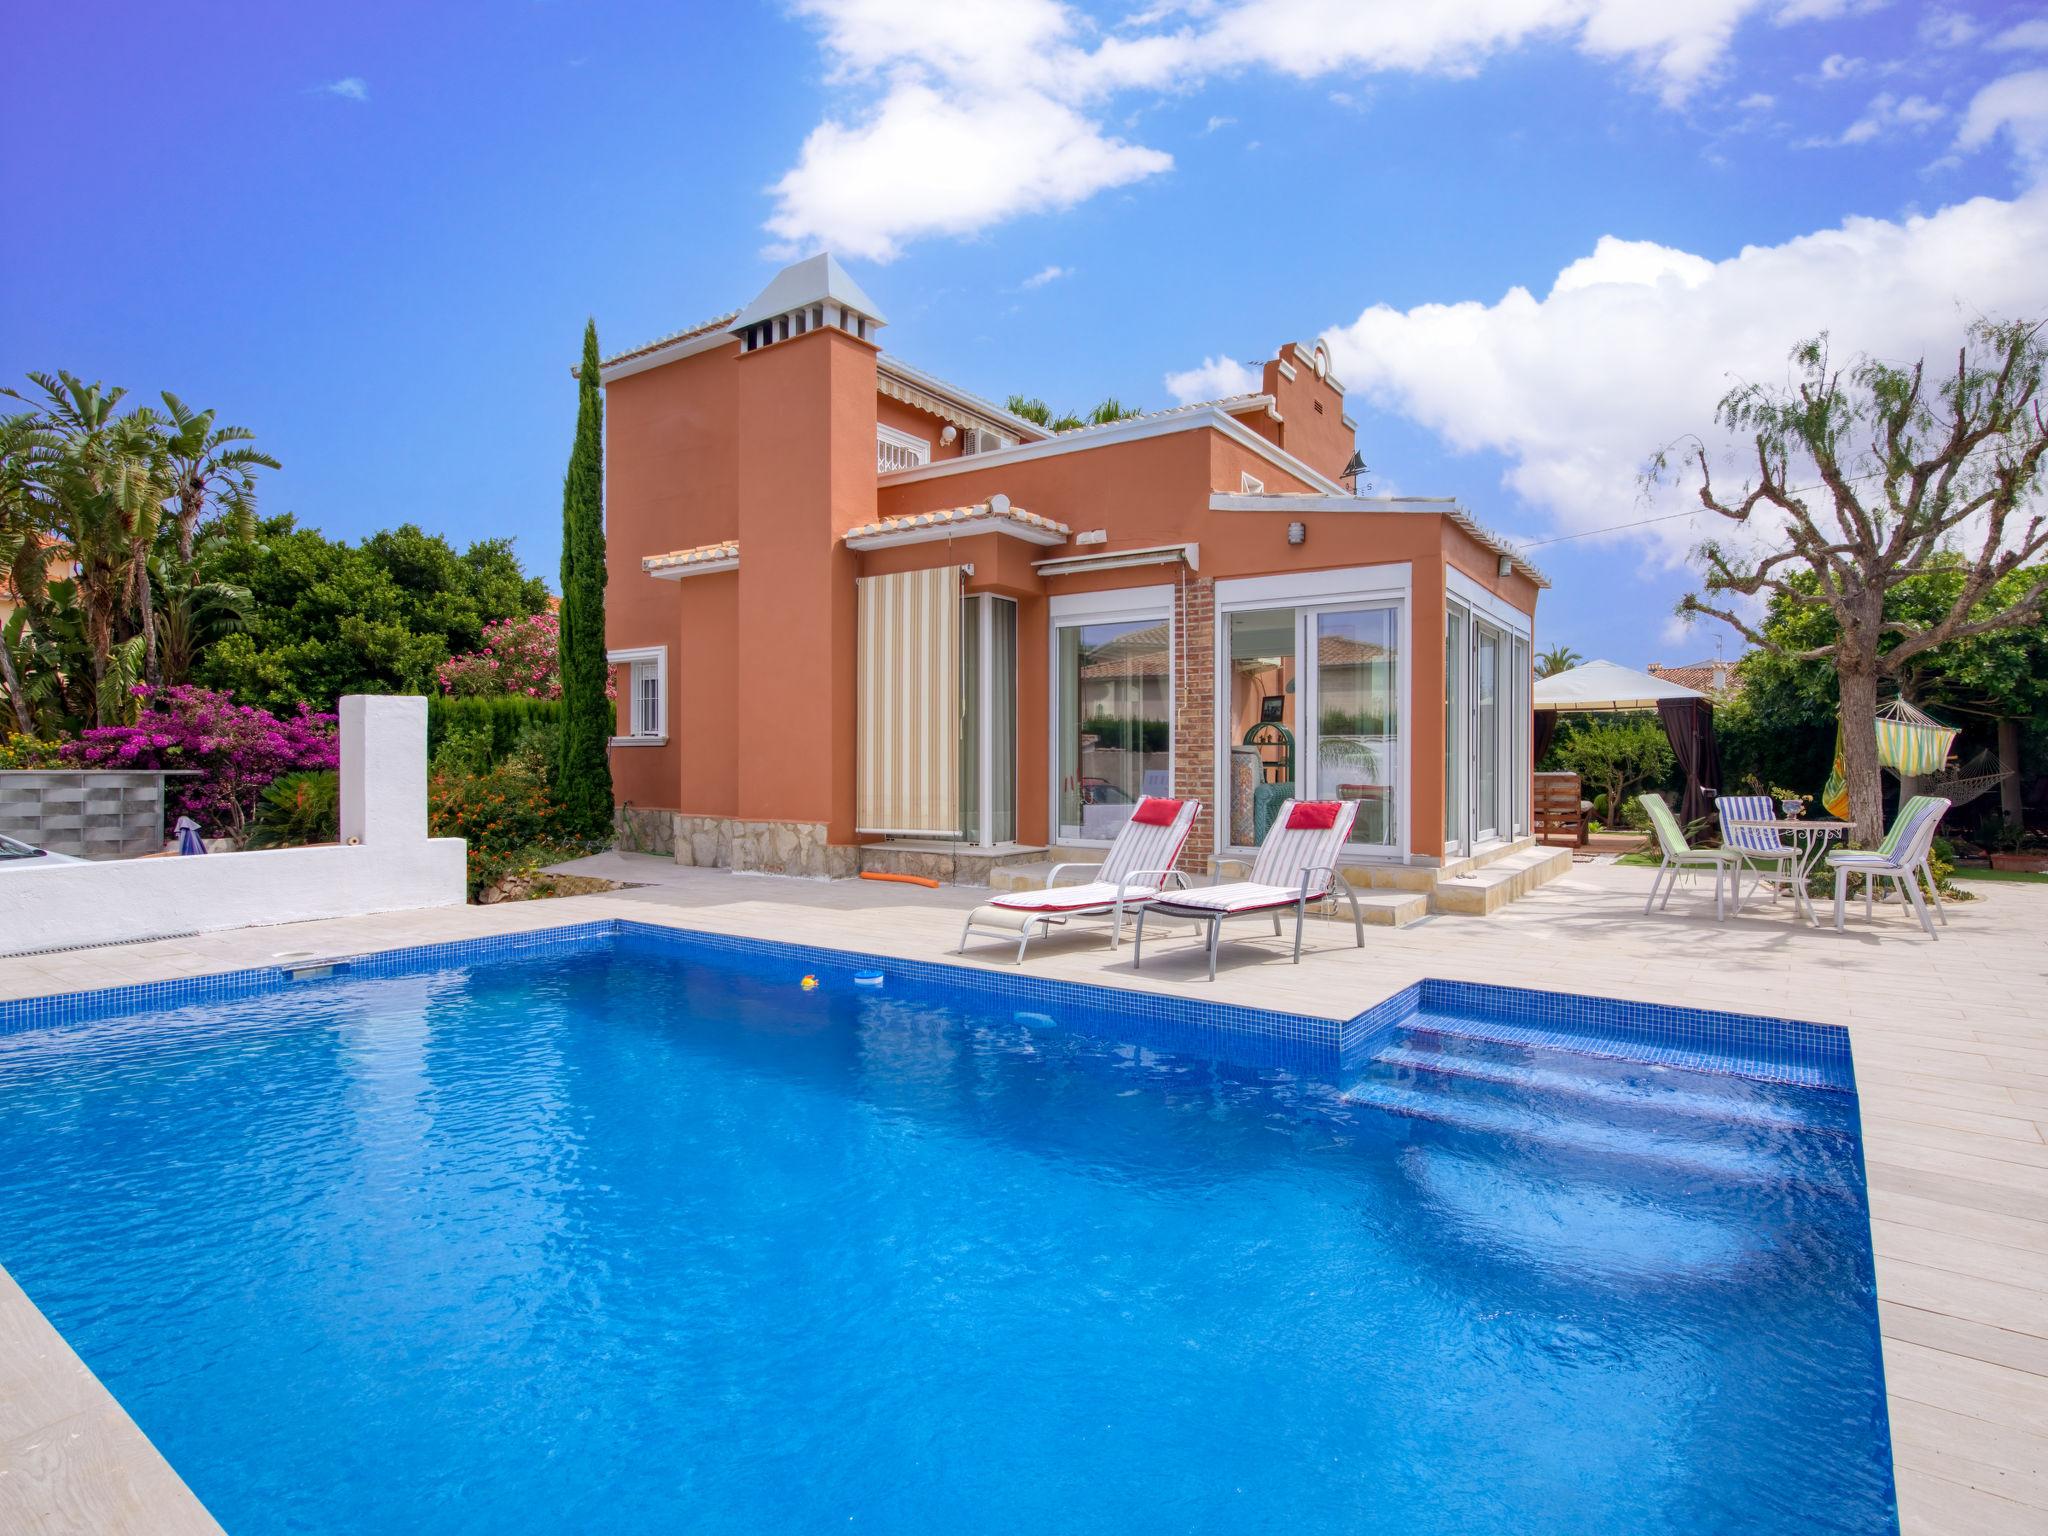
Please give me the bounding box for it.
[604,339,741,813]
[733,326,878,841]
[1261,347,1355,484]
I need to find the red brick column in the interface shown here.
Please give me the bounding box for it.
[1173,576,1216,868]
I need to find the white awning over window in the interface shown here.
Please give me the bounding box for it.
[856,566,961,836]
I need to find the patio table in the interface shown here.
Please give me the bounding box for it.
[1724,816,1850,926]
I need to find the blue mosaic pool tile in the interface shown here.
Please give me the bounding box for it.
[0,918,1855,1093]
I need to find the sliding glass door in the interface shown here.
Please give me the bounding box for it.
[1055,614,1171,844]
[1445,595,1531,855]
[960,594,1016,847]
[1222,598,1401,854]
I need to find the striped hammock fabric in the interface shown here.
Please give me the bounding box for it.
[1822,702,1957,819]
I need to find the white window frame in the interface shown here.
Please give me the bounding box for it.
[1443,571,1534,855]
[1213,564,1413,863]
[607,645,667,746]
[1048,584,1176,847]
[877,422,932,473]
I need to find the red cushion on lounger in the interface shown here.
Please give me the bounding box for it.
[1130,797,1184,826]
[1286,801,1340,830]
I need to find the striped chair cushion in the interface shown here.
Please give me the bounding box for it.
[1152,881,1311,916]
[1831,796,1950,871]
[1248,800,1360,894]
[991,880,1167,914]
[1640,794,1688,859]
[1716,795,1790,854]
[1099,797,1198,886]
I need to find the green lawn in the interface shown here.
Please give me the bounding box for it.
[1950,865,2048,885]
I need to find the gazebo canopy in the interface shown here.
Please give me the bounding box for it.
[1533,659,1706,713]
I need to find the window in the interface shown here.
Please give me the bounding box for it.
[1052,602,1172,844]
[606,646,667,743]
[877,424,932,473]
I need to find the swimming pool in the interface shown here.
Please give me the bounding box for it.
[0,922,1896,1535]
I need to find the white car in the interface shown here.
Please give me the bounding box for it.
[0,834,82,868]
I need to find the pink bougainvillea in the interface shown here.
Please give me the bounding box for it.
[437,613,563,699]
[65,686,339,839]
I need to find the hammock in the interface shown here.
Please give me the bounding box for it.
[1821,698,1961,820]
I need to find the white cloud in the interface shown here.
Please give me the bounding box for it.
[1736,91,1776,112]
[1957,69,2048,173]
[1772,0,1887,21]
[1802,91,1946,148]
[1322,187,2048,563]
[1204,114,1236,133]
[769,0,1786,259]
[1163,354,1263,404]
[1813,52,1864,81]
[1918,8,1980,48]
[315,77,368,101]
[1021,263,1072,288]
[1991,19,2048,53]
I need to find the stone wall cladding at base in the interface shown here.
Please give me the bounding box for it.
[1172,576,1217,855]
[663,813,859,879]
[615,805,678,857]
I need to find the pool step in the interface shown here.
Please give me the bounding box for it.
[1337,1073,1856,1190]
[1371,1037,1855,1138]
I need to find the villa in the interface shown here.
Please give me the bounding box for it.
[599,254,1549,894]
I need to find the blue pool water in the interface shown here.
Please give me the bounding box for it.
[0,929,1895,1534]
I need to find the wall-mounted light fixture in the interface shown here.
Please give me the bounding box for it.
[1497,552,1513,577]
[1287,521,1307,546]
[940,424,959,446]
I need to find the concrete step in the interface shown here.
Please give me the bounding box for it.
[1430,845,1573,916]
[860,842,1049,887]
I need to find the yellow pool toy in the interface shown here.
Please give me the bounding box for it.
[800,974,820,991]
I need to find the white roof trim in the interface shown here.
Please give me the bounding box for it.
[1208,493,1550,588]
[847,521,1067,552]
[731,253,888,332]
[598,324,735,385]
[882,407,1346,496]
[646,556,736,580]
[1034,542,1199,576]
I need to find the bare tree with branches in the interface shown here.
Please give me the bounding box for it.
[1653,319,2048,843]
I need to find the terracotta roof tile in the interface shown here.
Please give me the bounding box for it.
[641,539,739,573]
[843,502,1070,541]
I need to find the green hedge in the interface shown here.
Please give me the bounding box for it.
[427,696,575,765]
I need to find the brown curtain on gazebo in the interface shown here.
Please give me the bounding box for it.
[1657,698,1721,826]
[1533,708,1557,766]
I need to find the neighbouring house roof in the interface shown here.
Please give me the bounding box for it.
[642,539,739,578]
[730,253,888,333]
[843,497,1070,551]
[1534,659,1705,712]
[1649,660,1742,698]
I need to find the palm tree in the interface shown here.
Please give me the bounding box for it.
[159,394,277,564]
[1088,397,1141,425]
[0,412,59,734]
[1536,644,1583,679]
[4,373,172,714]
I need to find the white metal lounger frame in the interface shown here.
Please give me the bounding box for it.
[1129,799,1365,980]
[956,798,1199,962]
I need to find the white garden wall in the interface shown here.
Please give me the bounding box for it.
[0,696,467,958]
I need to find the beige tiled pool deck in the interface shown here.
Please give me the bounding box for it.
[3,856,2043,1535]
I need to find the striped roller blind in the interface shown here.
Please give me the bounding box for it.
[856,565,962,836]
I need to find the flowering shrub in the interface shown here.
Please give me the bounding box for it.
[0,734,67,769]
[65,686,338,839]
[429,757,561,898]
[437,613,562,699]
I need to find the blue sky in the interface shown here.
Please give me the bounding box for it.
[7,1,2048,667]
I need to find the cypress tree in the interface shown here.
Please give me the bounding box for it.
[554,320,615,836]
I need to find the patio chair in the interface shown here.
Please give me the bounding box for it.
[1827,795,1951,940]
[1131,799,1364,980]
[956,796,1199,963]
[1639,793,1735,920]
[1715,794,1799,915]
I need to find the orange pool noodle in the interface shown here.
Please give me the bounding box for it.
[860,871,940,889]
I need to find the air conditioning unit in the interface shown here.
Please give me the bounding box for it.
[963,427,1007,456]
